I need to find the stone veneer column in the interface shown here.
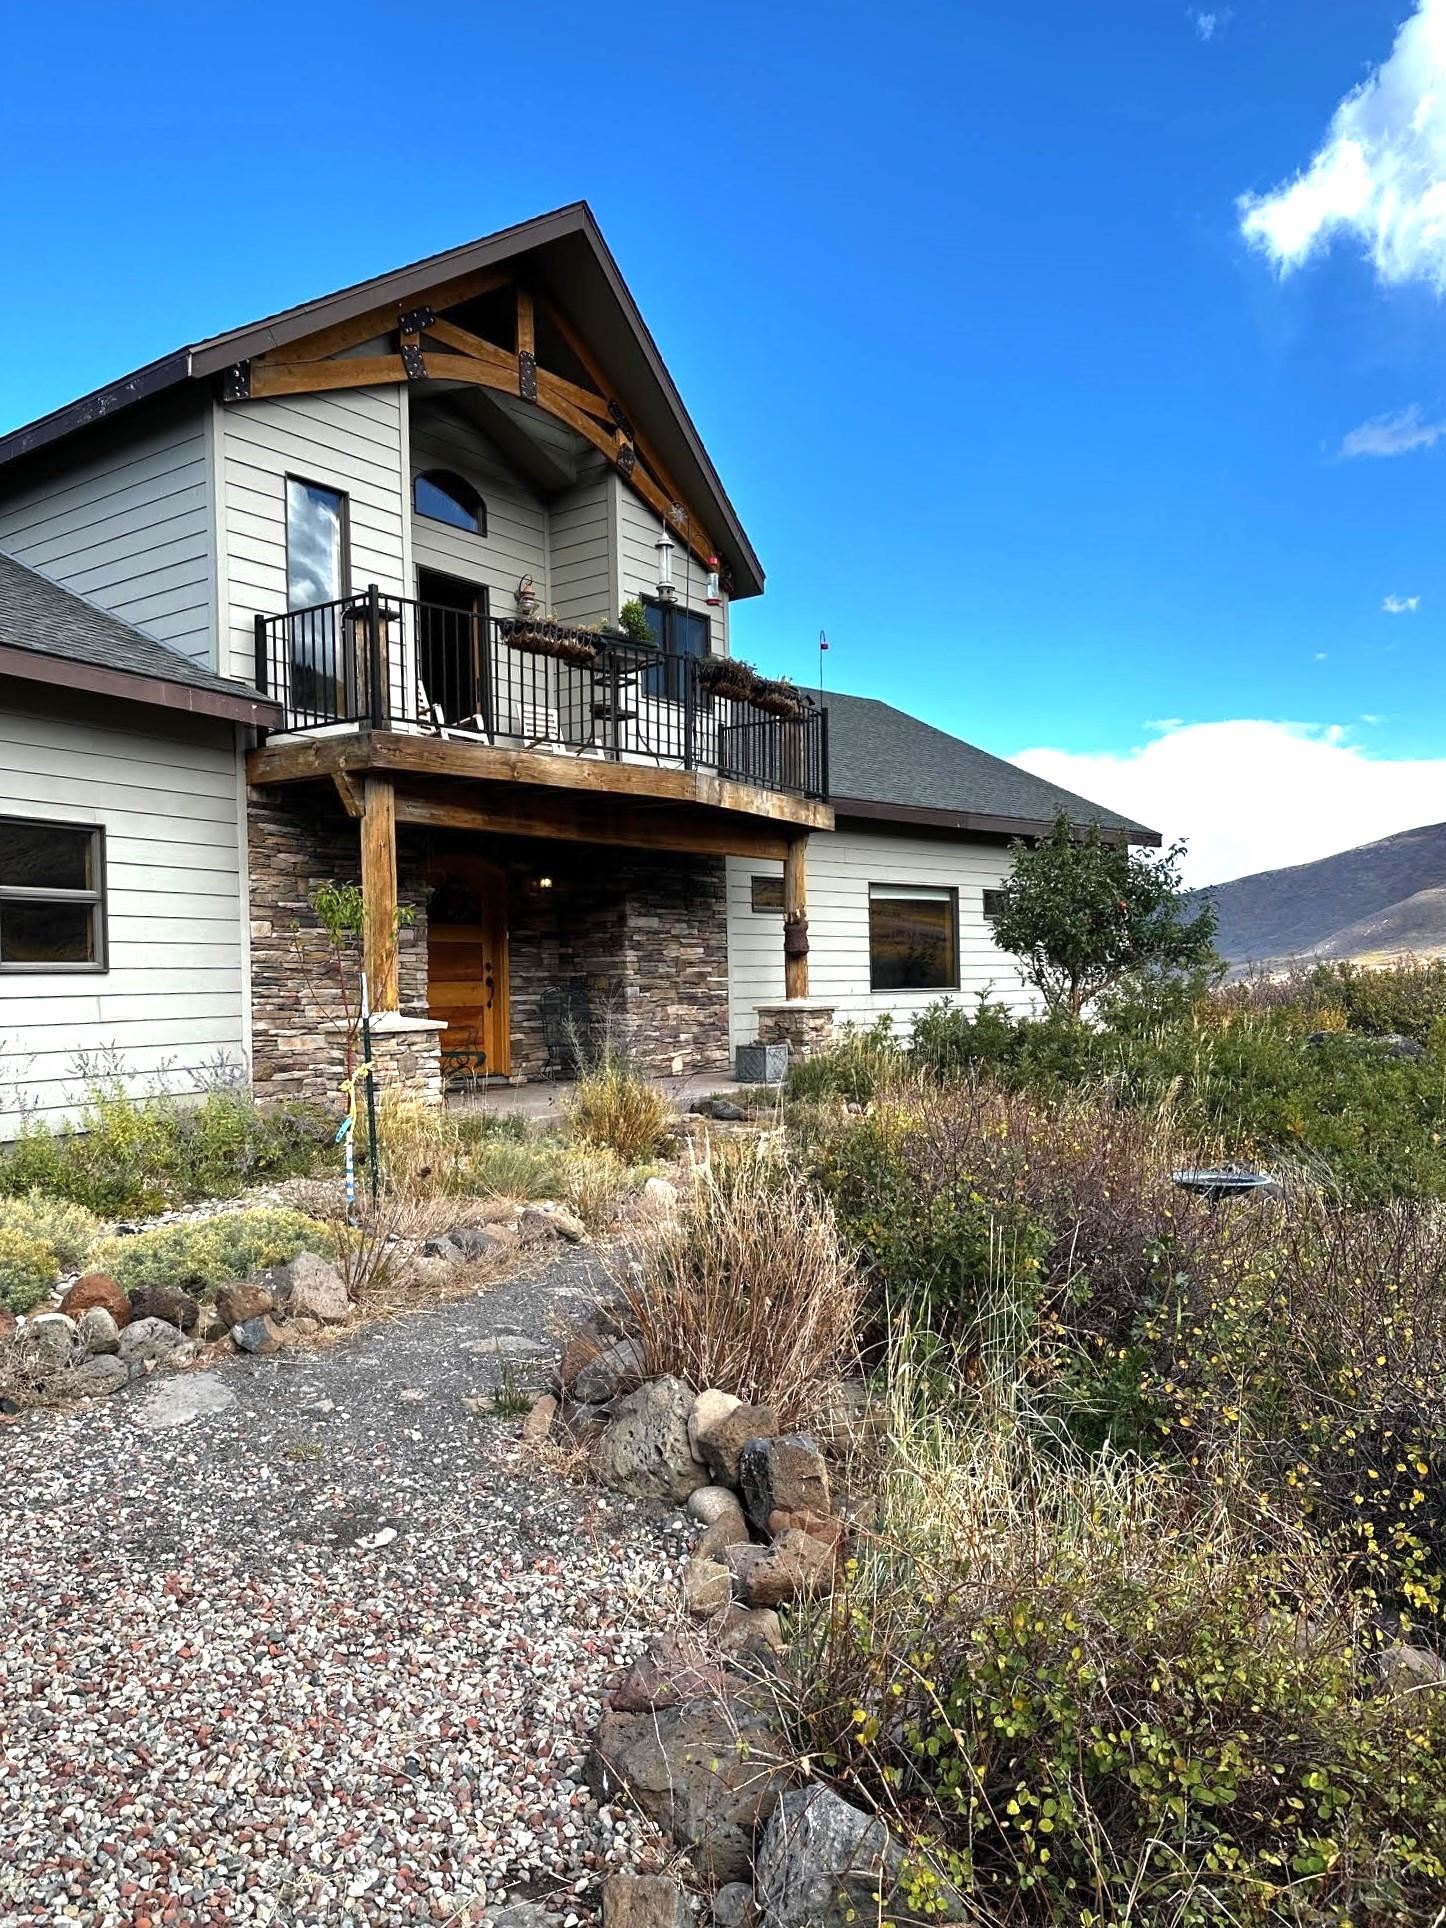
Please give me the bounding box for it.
[755,1001,837,1060]
[246,787,435,1109]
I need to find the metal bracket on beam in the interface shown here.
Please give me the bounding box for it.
[397,304,435,336]
[616,440,636,477]
[607,398,634,440]
[400,338,426,380]
[220,361,251,403]
[518,350,537,401]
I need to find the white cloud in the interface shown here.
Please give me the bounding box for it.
[1013,720,1446,887]
[1341,404,1446,457]
[1239,0,1446,289]
[1383,592,1421,612]
[1314,650,1329,660]
[1191,8,1230,42]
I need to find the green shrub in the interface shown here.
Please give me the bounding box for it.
[798,1386,1446,1927]
[87,1207,333,1296]
[458,1131,570,1200]
[0,1226,59,1313]
[565,1063,672,1164]
[0,1191,102,1273]
[785,1017,905,1104]
[0,1089,334,1217]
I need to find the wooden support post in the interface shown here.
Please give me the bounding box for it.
[784,835,809,1000]
[361,775,400,1013]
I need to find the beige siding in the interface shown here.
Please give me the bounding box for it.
[219,388,407,685]
[726,826,1039,1050]
[549,462,615,625]
[615,478,729,654]
[409,409,550,610]
[0,690,247,1132]
[0,400,214,665]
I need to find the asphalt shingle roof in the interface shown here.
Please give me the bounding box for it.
[823,692,1156,840]
[0,550,261,703]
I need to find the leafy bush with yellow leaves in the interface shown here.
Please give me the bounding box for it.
[0,1227,59,1313]
[87,1207,332,1297]
[0,1190,102,1275]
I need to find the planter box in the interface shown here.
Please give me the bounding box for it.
[735,1041,789,1085]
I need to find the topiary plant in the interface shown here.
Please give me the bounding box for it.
[0,1226,60,1314]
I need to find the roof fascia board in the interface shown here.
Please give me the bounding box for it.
[833,794,1161,846]
[0,642,282,728]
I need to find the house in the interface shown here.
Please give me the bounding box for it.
[0,203,1153,1128]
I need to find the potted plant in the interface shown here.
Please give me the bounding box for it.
[697,654,763,702]
[750,675,810,718]
[617,598,656,646]
[500,615,600,668]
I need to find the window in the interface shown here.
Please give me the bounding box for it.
[751,875,785,912]
[642,598,709,701]
[0,817,106,971]
[285,477,349,609]
[285,478,350,715]
[414,469,487,535]
[983,887,1011,923]
[868,883,958,991]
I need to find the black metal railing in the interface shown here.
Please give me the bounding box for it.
[253,589,829,801]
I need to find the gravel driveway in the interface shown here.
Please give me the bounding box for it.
[0,1253,687,1926]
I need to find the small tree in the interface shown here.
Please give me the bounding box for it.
[990,815,1218,1018]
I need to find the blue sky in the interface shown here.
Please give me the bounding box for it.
[1,0,1443,882]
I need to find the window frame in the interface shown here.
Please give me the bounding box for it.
[867,881,960,994]
[0,815,108,975]
[284,474,352,612]
[750,875,785,913]
[413,468,488,537]
[641,597,711,701]
[982,887,1011,924]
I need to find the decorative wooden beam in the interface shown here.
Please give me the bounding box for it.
[332,771,365,819]
[360,774,400,1012]
[784,835,809,999]
[272,267,514,365]
[393,787,792,861]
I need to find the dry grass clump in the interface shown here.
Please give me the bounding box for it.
[615,1141,862,1426]
[565,1062,672,1165]
[374,1089,463,1199]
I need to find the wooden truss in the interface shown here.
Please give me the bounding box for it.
[220,274,720,573]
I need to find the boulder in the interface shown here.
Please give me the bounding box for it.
[713,1883,757,1928]
[755,1786,908,1928]
[194,1303,230,1344]
[72,1354,129,1398]
[275,1252,350,1325]
[522,1393,558,1442]
[767,1508,846,1550]
[688,1388,742,1459]
[689,1483,746,1526]
[116,1316,188,1365]
[739,1434,830,1533]
[683,1554,733,1619]
[698,1403,777,1486]
[574,1337,645,1404]
[595,1375,708,1503]
[214,1279,273,1329]
[59,1272,129,1327]
[76,1306,120,1356]
[421,1234,465,1264]
[450,1223,516,1261]
[560,1329,606,1392]
[587,1682,794,1883]
[406,1253,457,1292]
[127,1283,200,1334]
[715,1605,785,1660]
[232,1314,286,1355]
[601,1873,690,1928]
[727,1531,837,1609]
[1377,1642,1446,1691]
[697,1508,752,1563]
[519,1204,587,1245]
[609,1634,732,1713]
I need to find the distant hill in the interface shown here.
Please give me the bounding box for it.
[1198,822,1446,968]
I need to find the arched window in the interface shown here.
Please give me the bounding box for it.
[413,469,487,535]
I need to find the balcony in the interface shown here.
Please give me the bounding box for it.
[252,589,829,804]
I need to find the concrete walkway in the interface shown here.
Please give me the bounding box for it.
[447,1070,748,1125]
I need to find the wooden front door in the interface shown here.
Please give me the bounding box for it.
[425,855,511,1077]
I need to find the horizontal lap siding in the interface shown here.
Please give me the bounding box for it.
[726,826,1038,1049]
[616,479,728,654]
[409,413,549,611]
[0,403,213,664]
[0,697,246,1132]
[221,388,406,685]
[549,466,613,626]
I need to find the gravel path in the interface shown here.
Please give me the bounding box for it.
[0,1253,689,1927]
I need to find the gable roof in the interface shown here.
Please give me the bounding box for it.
[823,692,1158,844]
[0,203,765,600]
[0,551,280,727]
